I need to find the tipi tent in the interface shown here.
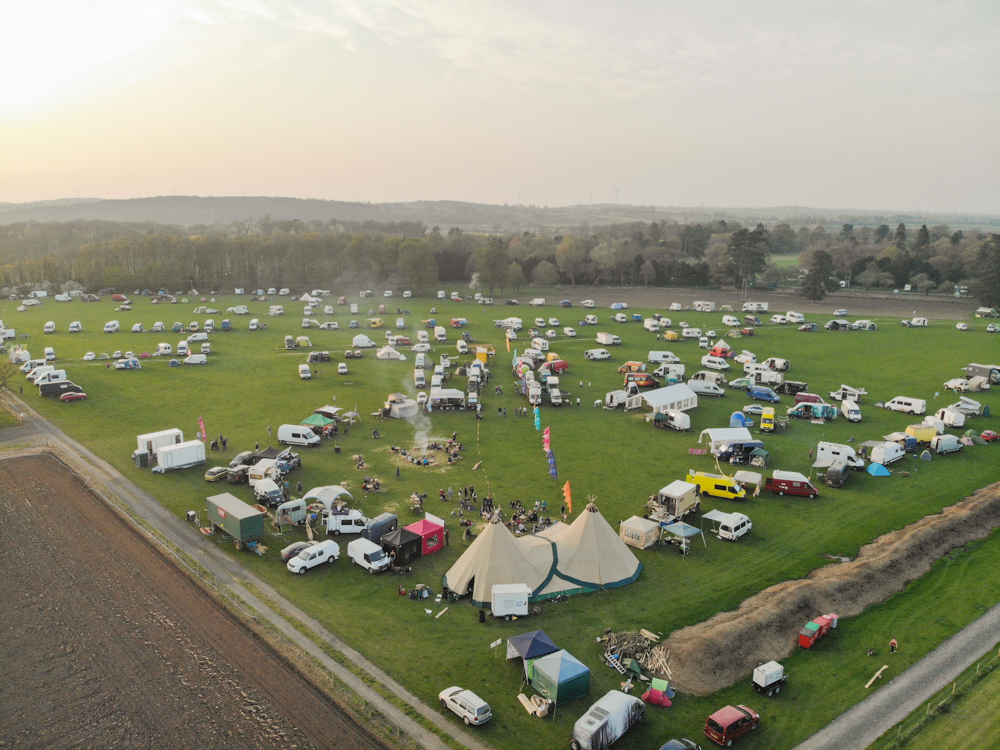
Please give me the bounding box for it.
[506,630,558,661]
[536,503,642,599]
[443,514,552,605]
[525,650,591,706]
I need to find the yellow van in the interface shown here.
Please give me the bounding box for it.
[760,407,776,432]
[685,471,747,501]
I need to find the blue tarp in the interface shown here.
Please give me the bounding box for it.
[506,630,558,661]
[867,463,891,476]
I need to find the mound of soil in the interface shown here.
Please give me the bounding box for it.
[659,481,1000,695]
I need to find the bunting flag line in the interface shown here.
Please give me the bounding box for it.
[563,480,572,513]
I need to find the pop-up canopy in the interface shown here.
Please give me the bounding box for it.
[506,630,558,661]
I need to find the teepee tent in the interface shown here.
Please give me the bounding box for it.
[443,513,553,605]
[525,650,591,706]
[538,503,641,599]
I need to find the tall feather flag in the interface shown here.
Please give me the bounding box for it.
[506,330,511,352]
[542,426,551,452]
[563,480,572,514]
[198,416,207,442]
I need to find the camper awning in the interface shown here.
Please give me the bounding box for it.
[660,521,701,537]
[314,405,342,419]
[733,470,762,486]
[300,414,335,427]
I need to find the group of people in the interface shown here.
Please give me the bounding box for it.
[209,433,229,451]
[361,476,381,493]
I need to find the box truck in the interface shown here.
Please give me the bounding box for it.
[645,480,700,524]
[595,332,621,346]
[206,492,265,550]
[152,440,206,473]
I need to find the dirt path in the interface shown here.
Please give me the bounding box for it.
[0,453,378,750]
[792,604,1000,750]
[0,394,490,750]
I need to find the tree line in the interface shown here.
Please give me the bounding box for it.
[0,217,996,305]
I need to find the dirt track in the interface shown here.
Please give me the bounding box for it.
[660,480,1000,695]
[548,285,978,322]
[0,453,383,750]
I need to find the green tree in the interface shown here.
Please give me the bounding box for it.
[875,224,891,243]
[727,228,768,285]
[506,261,526,292]
[397,240,439,292]
[555,236,590,285]
[801,249,836,301]
[972,234,1000,307]
[768,223,798,255]
[838,224,855,241]
[531,260,559,286]
[474,238,510,296]
[894,223,907,248]
[916,224,930,248]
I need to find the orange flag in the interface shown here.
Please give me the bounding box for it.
[506,331,511,352]
[563,480,572,514]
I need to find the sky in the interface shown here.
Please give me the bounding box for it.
[1,0,998,213]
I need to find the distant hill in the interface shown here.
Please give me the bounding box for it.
[0,196,996,232]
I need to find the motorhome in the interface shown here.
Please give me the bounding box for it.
[884,396,927,415]
[764,471,819,498]
[816,442,864,469]
[841,400,862,422]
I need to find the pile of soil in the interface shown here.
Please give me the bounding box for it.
[658,481,1000,695]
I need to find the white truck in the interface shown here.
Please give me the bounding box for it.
[326,508,369,536]
[347,538,391,573]
[645,480,700,524]
[595,332,621,346]
[286,540,340,574]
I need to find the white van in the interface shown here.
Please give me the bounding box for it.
[841,399,862,422]
[713,511,752,541]
[417,330,430,344]
[414,353,427,370]
[613,312,628,323]
[286,540,340,574]
[183,354,208,365]
[595,332,621,346]
[177,341,189,356]
[414,370,426,388]
[884,396,927,415]
[648,351,680,364]
[187,332,208,343]
[21,359,46,374]
[347,538,391,573]
[721,315,740,327]
[69,321,82,333]
[584,348,611,360]
[326,508,369,536]
[817,442,865,469]
[643,319,660,333]
[653,363,686,380]
[35,369,67,385]
[27,365,55,383]
[687,379,725,397]
[434,325,447,342]
[131,323,144,333]
[104,320,120,333]
[43,321,56,334]
[156,343,172,356]
[456,340,469,354]
[930,434,963,454]
[770,314,787,325]
[529,298,546,306]
[786,311,805,323]
[43,346,56,362]
[701,355,730,371]
[277,424,321,446]
[299,364,313,380]
[248,318,259,331]
[585,314,598,325]
[204,319,215,333]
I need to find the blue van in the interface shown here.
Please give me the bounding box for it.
[749,386,781,403]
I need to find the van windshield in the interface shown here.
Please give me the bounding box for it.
[367,550,385,562]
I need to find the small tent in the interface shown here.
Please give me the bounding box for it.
[963,429,987,445]
[919,450,933,461]
[525,650,591,706]
[381,527,422,565]
[867,463,891,477]
[619,516,659,549]
[405,518,445,556]
[376,345,406,361]
[506,630,559,661]
[729,411,752,428]
[385,397,419,419]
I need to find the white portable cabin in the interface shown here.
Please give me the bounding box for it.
[619,516,659,549]
[491,583,531,618]
[151,440,205,473]
[136,428,184,457]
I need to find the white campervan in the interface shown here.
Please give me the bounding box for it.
[104,320,120,333]
[884,396,927,415]
[277,424,321,446]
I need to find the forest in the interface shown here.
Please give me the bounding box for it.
[0,216,997,306]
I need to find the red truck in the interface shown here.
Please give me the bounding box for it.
[799,613,839,648]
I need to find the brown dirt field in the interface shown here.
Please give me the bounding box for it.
[0,453,384,750]
[658,480,1000,696]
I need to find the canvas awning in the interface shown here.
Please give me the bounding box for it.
[733,470,762,486]
[506,630,558,661]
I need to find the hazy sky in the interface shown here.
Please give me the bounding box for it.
[2,0,998,212]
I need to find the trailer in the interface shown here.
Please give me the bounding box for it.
[206,492,265,551]
[151,440,206,473]
[752,661,787,697]
[645,480,700,525]
[798,613,839,648]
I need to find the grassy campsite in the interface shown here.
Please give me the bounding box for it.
[7,290,1000,749]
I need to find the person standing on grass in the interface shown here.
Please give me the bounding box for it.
[890,638,898,654]
[268,425,272,437]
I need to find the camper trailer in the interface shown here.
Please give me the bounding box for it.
[645,480,700,524]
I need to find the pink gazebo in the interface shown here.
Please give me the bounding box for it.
[404,518,445,556]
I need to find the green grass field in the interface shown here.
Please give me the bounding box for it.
[5,291,999,750]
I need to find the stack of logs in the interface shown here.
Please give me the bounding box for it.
[598,629,672,680]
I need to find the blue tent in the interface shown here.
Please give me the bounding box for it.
[729,411,752,428]
[506,630,558,661]
[867,462,891,477]
[525,649,591,705]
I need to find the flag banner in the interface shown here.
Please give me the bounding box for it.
[198,416,207,442]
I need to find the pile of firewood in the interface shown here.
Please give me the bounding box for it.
[597,629,672,679]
